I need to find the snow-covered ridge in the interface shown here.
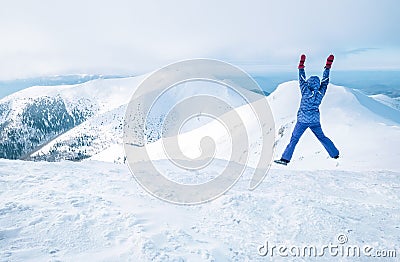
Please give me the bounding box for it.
[370,93,400,111]
[4,75,147,113]
[0,75,146,160]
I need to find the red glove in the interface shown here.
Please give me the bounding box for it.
[325,54,334,69]
[298,54,306,69]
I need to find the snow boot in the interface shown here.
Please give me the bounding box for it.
[274,158,290,166]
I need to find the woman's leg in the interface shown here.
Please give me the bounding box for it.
[309,123,339,158]
[281,122,308,161]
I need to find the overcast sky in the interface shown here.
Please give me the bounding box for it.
[0,0,399,79]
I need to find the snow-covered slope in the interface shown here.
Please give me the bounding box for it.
[0,76,146,160]
[1,159,399,261]
[0,93,94,159]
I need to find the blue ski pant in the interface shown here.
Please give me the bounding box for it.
[282,121,339,161]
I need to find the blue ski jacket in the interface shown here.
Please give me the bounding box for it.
[297,68,330,123]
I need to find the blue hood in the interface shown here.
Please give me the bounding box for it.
[307,76,320,91]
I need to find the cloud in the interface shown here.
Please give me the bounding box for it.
[0,0,399,79]
[343,48,380,55]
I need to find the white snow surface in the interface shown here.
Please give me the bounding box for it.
[1,160,399,261]
[1,76,400,261]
